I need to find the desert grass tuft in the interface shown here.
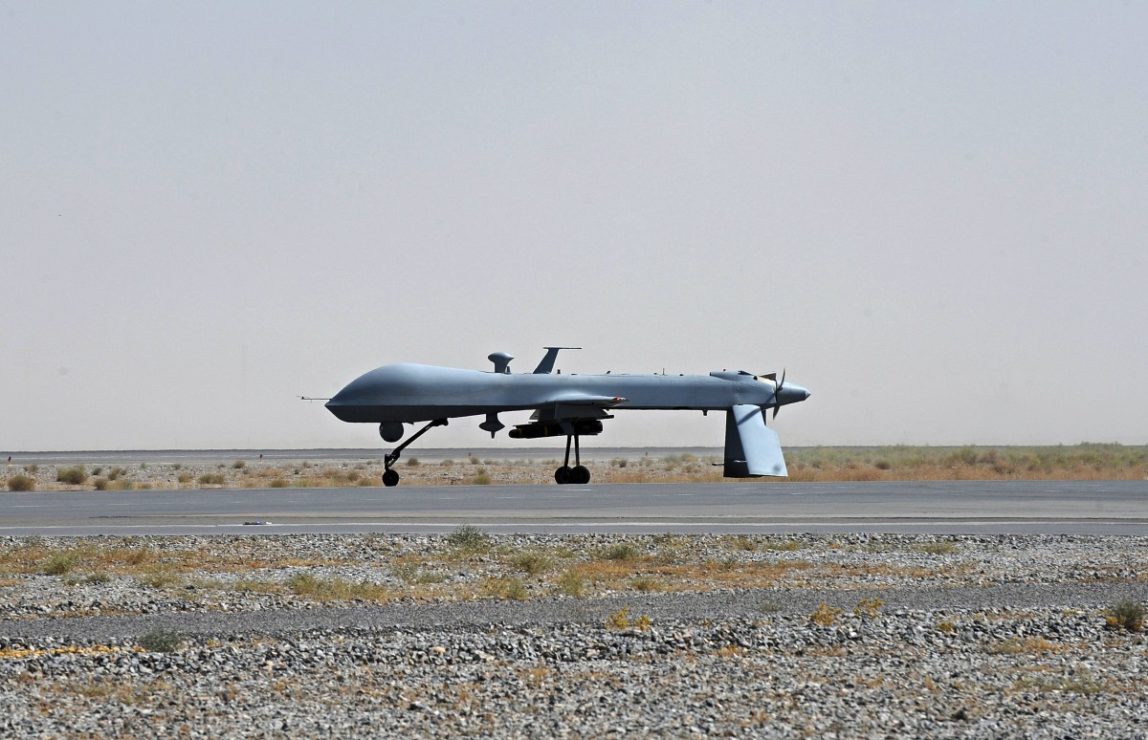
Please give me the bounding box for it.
[809,602,841,627]
[554,569,585,597]
[917,541,958,555]
[481,576,528,600]
[447,524,491,550]
[606,607,631,630]
[1105,600,1145,632]
[760,538,803,552]
[600,543,640,562]
[392,563,446,585]
[230,577,284,594]
[43,553,80,576]
[286,573,388,602]
[987,636,1062,655]
[720,535,758,552]
[509,551,552,576]
[628,576,663,592]
[6,474,35,492]
[138,629,183,653]
[1012,673,1105,695]
[56,466,88,485]
[853,596,884,617]
[136,570,180,589]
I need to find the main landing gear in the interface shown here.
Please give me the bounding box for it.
[381,419,447,487]
[379,418,592,487]
[555,434,591,485]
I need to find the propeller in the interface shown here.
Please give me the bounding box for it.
[762,369,786,419]
[774,369,787,418]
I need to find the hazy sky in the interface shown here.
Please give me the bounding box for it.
[3,2,1146,450]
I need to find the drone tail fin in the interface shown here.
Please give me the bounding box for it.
[723,404,788,477]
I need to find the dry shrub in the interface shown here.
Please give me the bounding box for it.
[842,467,885,482]
[137,570,180,589]
[809,602,840,627]
[601,543,640,562]
[554,569,584,597]
[43,553,79,576]
[572,560,641,586]
[761,538,803,552]
[481,576,527,600]
[606,607,631,630]
[918,541,957,555]
[56,466,88,485]
[7,475,34,492]
[138,629,183,653]
[602,608,651,631]
[727,536,757,552]
[510,552,552,576]
[447,524,490,550]
[988,636,1062,655]
[1106,600,1145,632]
[287,573,388,602]
[854,596,884,617]
[629,577,663,592]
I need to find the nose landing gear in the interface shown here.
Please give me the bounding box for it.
[381,419,447,487]
[554,434,591,485]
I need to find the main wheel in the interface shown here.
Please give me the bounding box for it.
[382,469,400,487]
[570,465,591,484]
[554,466,571,484]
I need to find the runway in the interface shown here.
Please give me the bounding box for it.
[2,480,1146,536]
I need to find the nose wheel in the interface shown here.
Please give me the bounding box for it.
[555,434,591,484]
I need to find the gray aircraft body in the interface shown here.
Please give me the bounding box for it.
[324,348,810,487]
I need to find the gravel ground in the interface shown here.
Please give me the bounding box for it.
[2,533,1147,737]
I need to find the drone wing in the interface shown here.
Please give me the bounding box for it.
[530,392,626,422]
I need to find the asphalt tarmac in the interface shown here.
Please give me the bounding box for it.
[2,480,1146,536]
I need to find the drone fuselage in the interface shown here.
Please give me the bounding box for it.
[325,363,806,423]
[322,350,810,485]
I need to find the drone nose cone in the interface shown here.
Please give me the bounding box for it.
[325,393,353,421]
[776,383,811,405]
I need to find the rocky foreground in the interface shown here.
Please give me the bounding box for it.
[1,533,1146,737]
